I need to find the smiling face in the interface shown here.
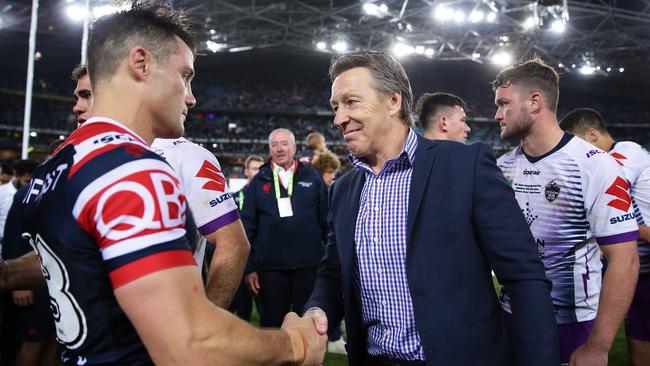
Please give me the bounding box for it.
[330,67,399,159]
[269,130,296,168]
[494,84,534,141]
[149,36,196,139]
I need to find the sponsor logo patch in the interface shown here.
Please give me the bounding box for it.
[544,180,560,202]
[605,176,632,212]
[195,160,226,192]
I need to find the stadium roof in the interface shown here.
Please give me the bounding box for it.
[0,0,649,82]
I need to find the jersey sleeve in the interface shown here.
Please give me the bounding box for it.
[583,153,639,245]
[71,151,195,289]
[170,145,240,236]
[611,143,647,186]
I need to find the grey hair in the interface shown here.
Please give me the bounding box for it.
[268,128,296,146]
[329,51,414,127]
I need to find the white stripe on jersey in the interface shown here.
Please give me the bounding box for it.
[72,159,177,219]
[101,228,186,260]
[73,131,149,167]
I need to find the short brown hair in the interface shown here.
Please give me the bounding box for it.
[244,155,264,169]
[87,1,196,86]
[71,65,87,81]
[306,132,325,151]
[559,108,608,135]
[330,51,414,127]
[312,151,341,176]
[492,57,560,112]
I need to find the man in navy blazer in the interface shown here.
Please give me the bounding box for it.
[304,51,560,366]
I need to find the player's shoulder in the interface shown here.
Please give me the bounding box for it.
[496,145,521,165]
[564,135,616,167]
[612,141,647,157]
[153,137,218,163]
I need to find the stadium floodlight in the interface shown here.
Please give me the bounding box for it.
[596,66,601,71]
[425,48,434,58]
[30,131,37,137]
[579,65,595,75]
[66,4,87,21]
[486,12,497,22]
[550,19,565,33]
[491,51,512,66]
[469,10,484,23]
[363,2,389,17]
[619,67,625,73]
[434,5,454,22]
[571,64,576,68]
[606,67,612,72]
[59,135,65,140]
[92,5,121,19]
[212,143,217,148]
[209,29,217,35]
[472,53,481,60]
[453,11,465,23]
[522,16,536,30]
[558,63,564,68]
[316,41,327,50]
[392,42,415,58]
[332,41,348,53]
[206,40,227,53]
[229,46,253,53]
[415,45,425,55]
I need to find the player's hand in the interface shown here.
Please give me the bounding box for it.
[245,272,260,295]
[569,343,608,366]
[12,290,34,307]
[0,258,8,290]
[281,311,327,366]
[304,307,328,335]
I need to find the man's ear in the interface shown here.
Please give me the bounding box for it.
[585,128,600,144]
[127,46,151,81]
[528,92,543,114]
[439,116,448,132]
[387,92,402,118]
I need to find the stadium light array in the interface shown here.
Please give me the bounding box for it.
[316,41,327,50]
[491,51,512,66]
[550,19,566,33]
[392,42,415,58]
[619,68,625,73]
[206,40,227,53]
[363,2,389,18]
[486,11,497,22]
[472,53,481,60]
[331,41,348,53]
[453,11,465,23]
[65,4,87,21]
[522,16,537,30]
[579,65,595,75]
[425,48,434,58]
[469,10,484,23]
[30,131,37,137]
[433,5,454,22]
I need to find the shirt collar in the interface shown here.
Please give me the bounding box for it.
[272,160,296,173]
[349,128,418,173]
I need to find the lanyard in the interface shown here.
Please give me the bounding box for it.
[273,162,296,199]
[238,190,244,210]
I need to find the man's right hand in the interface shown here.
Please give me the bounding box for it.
[281,312,327,366]
[245,272,260,295]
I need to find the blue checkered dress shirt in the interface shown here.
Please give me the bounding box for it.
[350,129,424,361]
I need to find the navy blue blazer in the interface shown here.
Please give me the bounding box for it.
[305,136,560,365]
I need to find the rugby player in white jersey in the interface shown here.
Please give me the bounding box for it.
[560,108,650,366]
[493,58,639,366]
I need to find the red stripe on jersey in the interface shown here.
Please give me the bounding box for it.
[109,250,196,289]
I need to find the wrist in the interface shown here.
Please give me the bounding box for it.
[285,329,306,365]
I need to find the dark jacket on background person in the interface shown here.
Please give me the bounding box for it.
[241,160,327,273]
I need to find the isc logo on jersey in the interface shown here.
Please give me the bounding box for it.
[607,176,635,224]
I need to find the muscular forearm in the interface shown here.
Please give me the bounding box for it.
[0,251,45,290]
[205,239,249,308]
[587,252,639,351]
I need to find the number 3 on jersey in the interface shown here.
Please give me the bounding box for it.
[24,233,88,349]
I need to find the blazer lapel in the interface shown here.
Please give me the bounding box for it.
[407,136,437,245]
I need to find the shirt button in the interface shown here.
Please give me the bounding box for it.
[377,268,383,274]
[377,178,382,183]
[374,205,379,212]
[373,237,379,243]
[381,300,387,306]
